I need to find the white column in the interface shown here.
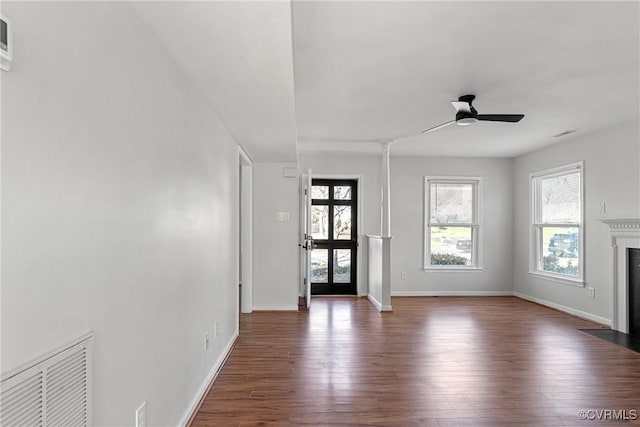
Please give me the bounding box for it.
[380,142,393,311]
[381,142,392,238]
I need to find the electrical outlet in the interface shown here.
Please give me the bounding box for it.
[400,272,407,280]
[599,202,606,215]
[135,401,147,427]
[588,287,595,298]
[205,332,210,351]
[214,321,219,338]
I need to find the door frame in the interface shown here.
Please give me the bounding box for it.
[239,146,253,313]
[311,174,364,296]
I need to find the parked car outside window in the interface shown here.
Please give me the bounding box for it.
[456,238,472,252]
[547,232,578,257]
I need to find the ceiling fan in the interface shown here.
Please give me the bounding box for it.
[421,94,525,134]
[299,94,525,145]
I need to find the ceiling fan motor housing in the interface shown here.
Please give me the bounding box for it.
[455,94,478,125]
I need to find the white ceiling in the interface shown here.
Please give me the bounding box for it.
[134,1,298,162]
[135,1,639,160]
[293,1,639,157]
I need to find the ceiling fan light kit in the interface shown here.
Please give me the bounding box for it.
[455,115,478,125]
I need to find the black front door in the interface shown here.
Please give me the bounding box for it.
[310,179,357,295]
[629,248,640,337]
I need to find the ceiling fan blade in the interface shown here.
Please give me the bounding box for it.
[451,101,471,113]
[421,120,455,134]
[477,114,524,123]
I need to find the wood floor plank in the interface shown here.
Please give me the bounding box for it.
[190,297,640,426]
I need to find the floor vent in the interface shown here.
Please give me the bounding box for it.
[1,333,93,426]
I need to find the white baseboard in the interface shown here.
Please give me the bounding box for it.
[392,290,513,297]
[178,330,239,427]
[252,305,299,311]
[367,294,392,312]
[513,292,611,326]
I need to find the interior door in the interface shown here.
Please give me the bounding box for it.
[305,170,312,308]
[300,169,313,308]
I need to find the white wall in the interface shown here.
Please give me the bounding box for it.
[298,152,382,295]
[513,119,640,324]
[252,162,299,310]
[390,156,514,295]
[1,3,239,425]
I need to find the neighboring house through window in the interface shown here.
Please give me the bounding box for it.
[424,177,482,269]
[530,162,584,285]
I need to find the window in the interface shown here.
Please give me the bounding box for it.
[530,162,584,284]
[424,177,481,269]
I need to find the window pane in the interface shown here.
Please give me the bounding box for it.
[541,226,580,277]
[311,249,328,283]
[312,185,329,200]
[334,186,352,200]
[333,249,351,283]
[429,227,472,266]
[540,172,580,223]
[333,206,352,240]
[311,206,328,240]
[430,182,473,224]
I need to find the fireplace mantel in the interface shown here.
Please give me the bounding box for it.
[601,219,640,332]
[600,218,640,230]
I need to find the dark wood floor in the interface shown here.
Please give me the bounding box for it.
[191,297,640,426]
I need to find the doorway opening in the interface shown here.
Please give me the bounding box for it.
[239,148,253,314]
[310,179,358,295]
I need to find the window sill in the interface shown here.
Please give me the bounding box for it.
[423,267,484,272]
[528,271,585,287]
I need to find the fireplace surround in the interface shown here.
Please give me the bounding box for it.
[602,219,640,334]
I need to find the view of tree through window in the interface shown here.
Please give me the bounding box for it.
[311,187,352,240]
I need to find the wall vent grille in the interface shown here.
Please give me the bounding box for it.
[1,334,93,427]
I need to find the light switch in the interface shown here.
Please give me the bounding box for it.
[276,212,290,221]
[599,202,606,215]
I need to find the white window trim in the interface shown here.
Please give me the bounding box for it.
[423,176,483,270]
[529,161,585,286]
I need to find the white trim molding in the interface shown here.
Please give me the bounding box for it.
[601,218,640,231]
[392,290,512,297]
[601,218,640,333]
[179,330,239,427]
[252,305,300,311]
[514,292,611,326]
[367,293,393,311]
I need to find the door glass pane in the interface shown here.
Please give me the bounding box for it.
[333,206,352,240]
[311,185,329,200]
[429,226,472,266]
[333,249,351,283]
[334,186,352,200]
[540,172,580,223]
[311,249,328,283]
[541,226,580,277]
[311,206,329,240]
[429,182,473,224]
